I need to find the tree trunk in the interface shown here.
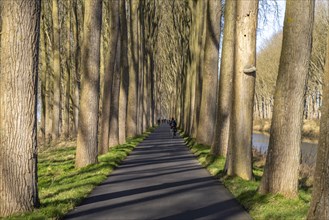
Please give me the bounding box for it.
[196,0,221,146]
[191,0,206,138]
[259,0,314,197]
[40,6,47,145]
[0,0,41,216]
[75,0,102,168]
[212,0,236,156]
[108,33,121,147]
[52,0,61,141]
[225,0,258,180]
[99,0,120,154]
[307,23,329,220]
[72,0,80,137]
[63,2,71,139]
[137,6,144,135]
[126,0,139,138]
[119,0,129,144]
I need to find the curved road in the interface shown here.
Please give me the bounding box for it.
[65,124,251,220]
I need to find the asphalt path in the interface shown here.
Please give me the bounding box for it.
[65,124,251,220]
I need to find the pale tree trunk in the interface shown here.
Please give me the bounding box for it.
[40,6,47,145]
[126,0,139,138]
[184,64,191,132]
[72,0,80,137]
[212,0,236,156]
[44,2,53,143]
[99,0,119,154]
[63,1,71,139]
[188,0,197,135]
[45,42,53,142]
[75,0,102,168]
[150,57,156,126]
[184,3,193,132]
[143,51,150,130]
[52,0,61,141]
[307,24,329,220]
[259,0,314,197]
[138,6,145,133]
[196,0,221,146]
[137,7,144,135]
[225,0,258,180]
[108,33,121,147]
[191,0,206,138]
[119,0,129,144]
[147,55,152,127]
[0,0,41,216]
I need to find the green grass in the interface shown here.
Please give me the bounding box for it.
[5,127,155,220]
[183,134,311,220]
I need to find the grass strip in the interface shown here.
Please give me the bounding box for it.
[182,133,311,220]
[5,127,155,220]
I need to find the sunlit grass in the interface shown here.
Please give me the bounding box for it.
[5,127,155,220]
[183,133,311,220]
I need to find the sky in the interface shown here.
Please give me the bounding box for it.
[257,0,286,52]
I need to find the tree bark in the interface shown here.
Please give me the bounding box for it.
[119,0,129,144]
[72,0,80,138]
[259,0,314,197]
[52,0,61,141]
[63,1,71,139]
[191,0,206,138]
[212,0,236,156]
[99,0,120,154]
[137,6,144,135]
[225,0,258,180]
[75,0,102,168]
[40,5,47,145]
[307,22,329,220]
[0,0,41,216]
[196,0,221,146]
[108,32,121,148]
[126,0,139,138]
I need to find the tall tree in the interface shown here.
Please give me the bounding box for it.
[108,32,121,147]
[40,4,47,145]
[126,0,139,138]
[0,0,41,216]
[307,21,329,220]
[225,0,258,180]
[99,0,120,154]
[72,0,81,137]
[62,0,71,139]
[191,0,206,138]
[137,3,144,134]
[51,0,61,141]
[44,1,53,143]
[196,0,221,146]
[75,0,102,168]
[118,0,129,144]
[212,0,236,156]
[259,0,314,197]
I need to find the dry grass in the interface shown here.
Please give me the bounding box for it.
[253,119,320,140]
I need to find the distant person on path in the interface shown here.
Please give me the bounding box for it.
[170,117,177,137]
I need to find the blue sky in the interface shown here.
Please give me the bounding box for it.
[257,0,286,51]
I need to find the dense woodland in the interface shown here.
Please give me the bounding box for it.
[1,0,329,219]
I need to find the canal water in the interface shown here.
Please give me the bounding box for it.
[252,132,318,165]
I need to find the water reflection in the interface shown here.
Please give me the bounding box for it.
[252,132,318,165]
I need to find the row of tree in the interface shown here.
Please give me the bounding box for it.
[0,0,162,216]
[160,0,328,219]
[255,3,328,120]
[1,0,329,218]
